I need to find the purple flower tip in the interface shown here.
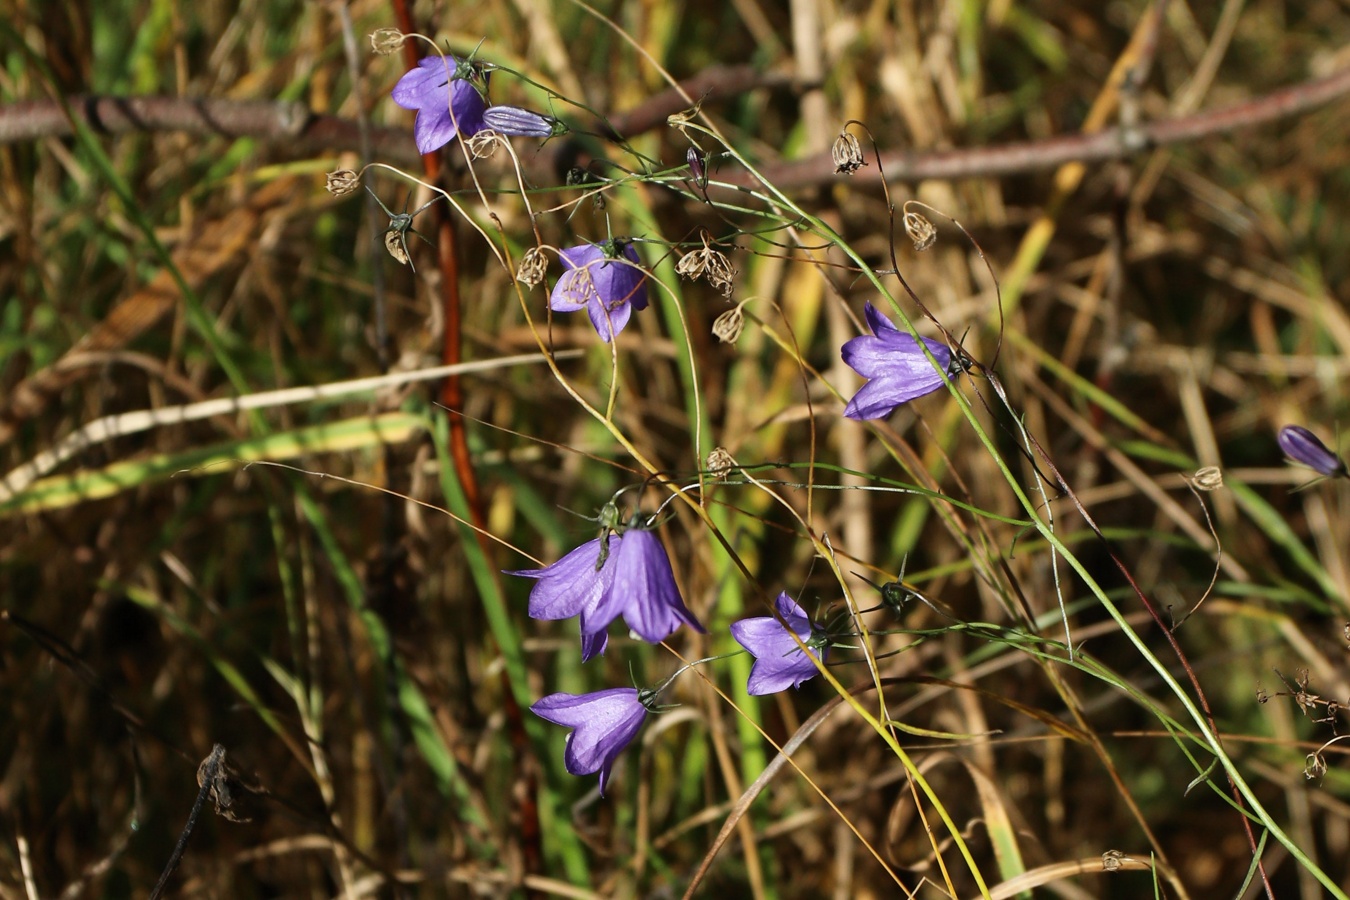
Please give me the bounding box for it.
[548,240,650,342]
[1278,425,1347,477]
[730,592,828,695]
[391,56,488,154]
[531,688,648,795]
[841,303,955,420]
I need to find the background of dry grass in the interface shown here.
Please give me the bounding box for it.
[2,0,1350,897]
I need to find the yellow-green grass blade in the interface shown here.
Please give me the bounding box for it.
[1,413,424,516]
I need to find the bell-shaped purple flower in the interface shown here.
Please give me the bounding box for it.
[549,240,649,342]
[1278,425,1347,477]
[483,105,563,138]
[392,56,488,154]
[842,303,956,419]
[531,688,650,795]
[507,527,702,659]
[730,592,828,695]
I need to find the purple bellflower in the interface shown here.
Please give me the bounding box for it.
[841,303,959,420]
[730,592,829,695]
[483,105,564,138]
[506,524,703,660]
[549,240,649,342]
[531,687,653,795]
[392,56,488,154]
[1278,425,1347,478]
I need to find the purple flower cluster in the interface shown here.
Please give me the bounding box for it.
[384,53,954,798]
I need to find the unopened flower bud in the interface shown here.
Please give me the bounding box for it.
[903,211,937,251]
[483,106,564,138]
[687,147,707,189]
[1278,425,1347,477]
[326,168,360,196]
[517,246,548,286]
[832,131,865,175]
[369,28,407,55]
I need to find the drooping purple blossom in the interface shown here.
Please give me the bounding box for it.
[507,525,702,659]
[531,688,651,794]
[1278,425,1347,478]
[483,105,564,138]
[392,56,488,154]
[730,592,828,695]
[841,303,957,420]
[549,240,649,342]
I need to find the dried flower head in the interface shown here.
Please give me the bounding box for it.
[369,28,407,55]
[384,230,409,265]
[1191,466,1224,491]
[1305,750,1328,781]
[832,131,865,175]
[675,232,736,296]
[712,303,745,344]
[466,129,502,159]
[666,100,704,136]
[325,168,360,196]
[369,188,438,272]
[904,210,937,251]
[706,447,737,479]
[516,246,548,286]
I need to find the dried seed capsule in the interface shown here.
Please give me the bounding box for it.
[832,131,865,174]
[325,168,360,196]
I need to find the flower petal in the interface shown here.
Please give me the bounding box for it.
[608,530,703,642]
[394,56,487,153]
[413,107,458,155]
[505,536,614,622]
[585,293,632,342]
[580,628,609,662]
[392,57,452,109]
